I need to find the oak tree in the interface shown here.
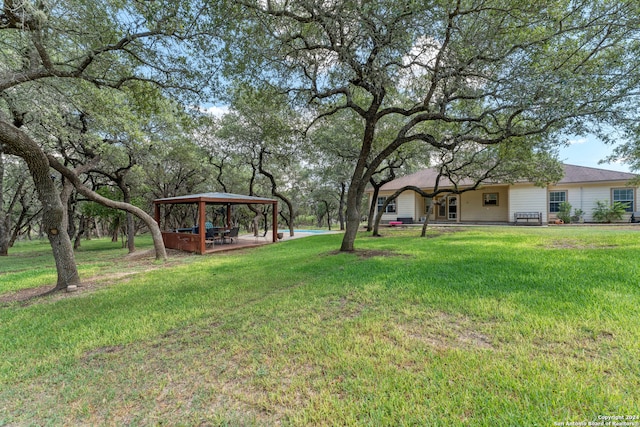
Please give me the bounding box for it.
[222,0,640,251]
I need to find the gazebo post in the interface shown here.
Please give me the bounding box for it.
[272,201,278,242]
[154,203,161,228]
[198,200,206,254]
[226,204,231,228]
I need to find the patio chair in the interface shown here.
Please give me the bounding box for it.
[205,227,216,246]
[225,227,239,244]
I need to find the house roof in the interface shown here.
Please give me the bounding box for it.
[154,192,277,205]
[557,164,636,184]
[379,168,468,191]
[377,163,637,192]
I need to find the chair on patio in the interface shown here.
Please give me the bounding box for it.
[205,227,222,246]
[224,227,239,244]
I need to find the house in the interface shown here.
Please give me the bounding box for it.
[368,164,638,224]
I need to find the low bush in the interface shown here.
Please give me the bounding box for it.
[592,200,627,222]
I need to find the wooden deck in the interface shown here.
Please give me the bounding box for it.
[203,235,273,254]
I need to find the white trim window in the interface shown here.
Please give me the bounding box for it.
[483,192,499,206]
[549,191,567,213]
[423,197,433,213]
[613,188,634,212]
[377,196,396,214]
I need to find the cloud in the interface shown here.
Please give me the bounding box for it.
[567,138,587,145]
[199,105,230,117]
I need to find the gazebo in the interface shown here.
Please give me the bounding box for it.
[153,192,278,254]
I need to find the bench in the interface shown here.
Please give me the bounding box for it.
[514,212,542,225]
[388,221,403,226]
[397,217,414,224]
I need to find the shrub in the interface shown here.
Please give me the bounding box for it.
[571,208,585,223]
[592,200,627,223]
[295,215,317,226]
[557,201,573,223]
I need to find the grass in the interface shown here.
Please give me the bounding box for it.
[0,226,639,425]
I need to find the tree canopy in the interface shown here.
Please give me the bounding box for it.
[219,0,640,250]
[0,0,220,290]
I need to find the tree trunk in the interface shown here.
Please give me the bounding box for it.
[93,217,101,238]
[366,170,398,231]
[340,144,374,250]
[74,215,85,249]
[252,213,260,236]
[47,156,167,261]
[340,183,364,251]
[258,149,295,237]
[338,182,346,231]
[340,113,380,252]
[60,178,75,242]
[0,216,8,256]
[121,188,135,254]
[421,199,434,237]
[0,152,8,256]
[126,212,135,253]
[372,200,385,236]
[0,120,80,290]
[324,200,331,230]
[111,217,119,242]
[116,179,135,254]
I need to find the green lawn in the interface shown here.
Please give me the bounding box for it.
[1,227,639,425]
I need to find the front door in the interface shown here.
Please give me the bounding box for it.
[447,196,458,220]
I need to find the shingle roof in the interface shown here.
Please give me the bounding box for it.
[379,168,470,191]
[378,163,637,191]
[557,164,637,184]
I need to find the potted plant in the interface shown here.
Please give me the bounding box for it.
[557,201,573,224]
[571,208,585,223]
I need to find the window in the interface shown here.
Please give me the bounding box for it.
[424,197,433,213]
[549,191,566,213]
[377,196,396,214]
[483,193,499,206]
[613,188,634,212]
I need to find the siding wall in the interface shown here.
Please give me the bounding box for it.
[376,191,417,222]
[460,186,509,222]
[369,180,637,224]
[548,182,636,222]
[508,185,548,223]
[378,187,510,222]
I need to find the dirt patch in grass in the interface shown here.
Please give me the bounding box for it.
[69,322,305,425]
[325,249,409,259]
[545,240,619,249]
[400,311,496,351]
[533,329,617,361]
[82,345,126,361]
[0,249,194,306]
[370,226,466,239]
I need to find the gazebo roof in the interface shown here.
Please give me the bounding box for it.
[154,192,277,205]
